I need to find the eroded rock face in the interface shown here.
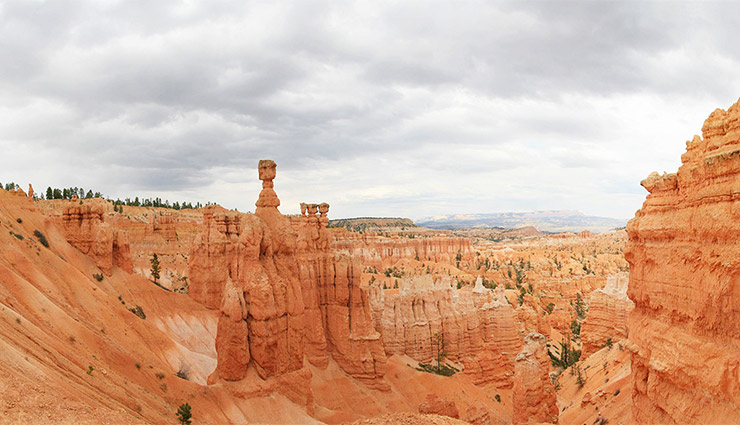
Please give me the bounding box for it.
[333,233,472,267]
[512,333,559,425]
[626,99,740,424]
[580,273,633,357]
[189,161,387,387]
[371,276,521,387]
[418,394,460,419]
[62,200,133,275]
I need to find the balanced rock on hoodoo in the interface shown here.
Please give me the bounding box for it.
[626,99,740,424]
[189,160,387,388]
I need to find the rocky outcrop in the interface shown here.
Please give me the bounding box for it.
[371,276,521,387]
[189,160,387,388]
[512,333,558,425]
[418,394,460,419]
[580,273,633,357]
[626,99,740,424]
[61,200,132,275]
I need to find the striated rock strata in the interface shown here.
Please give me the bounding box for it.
[512,333,559,425]
[189,160,387,388]
[626,99,740,424]
[370,276,521,387]
[580,273,633,357]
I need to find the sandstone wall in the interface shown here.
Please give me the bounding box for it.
[580,273,633,357]
[333,232,472,267]
[370,276,522,387]
[626,99,740,424]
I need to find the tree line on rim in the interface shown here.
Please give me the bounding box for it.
[1,181,211,211]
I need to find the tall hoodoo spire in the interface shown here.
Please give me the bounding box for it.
[255,159,280,212]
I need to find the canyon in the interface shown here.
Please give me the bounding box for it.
[2,98,740,424]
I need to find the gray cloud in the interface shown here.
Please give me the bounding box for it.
[1,1,740,220]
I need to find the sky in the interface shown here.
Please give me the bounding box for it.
[1,1,740,220]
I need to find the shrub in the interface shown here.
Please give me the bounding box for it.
[175,365,190,380]
[155,372,165,380]
[87,365,94,375]
[570,320,581,336]
[495,394,501,403]
[135,363,141,370]
[33,230,49,247]
[11,232,23,240]
[604,337,613,349]
[416,362,458,377]
[93,273,104,282]
[15,218,22,223]
[129,305,146,320]
[575,363,586,388]
[176,402,192,425]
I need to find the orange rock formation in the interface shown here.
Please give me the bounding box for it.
[626,99,740,424]
[61,200,133,275]
[580,273,633,357]
[370,276,521,387]
[512,333,558,425]
[189,160,387,388]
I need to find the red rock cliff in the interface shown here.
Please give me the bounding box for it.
[189,160,387,388]
[626,99,740,424]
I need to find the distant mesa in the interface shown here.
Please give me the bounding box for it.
[329,217,416,232]
[416,210,627,233]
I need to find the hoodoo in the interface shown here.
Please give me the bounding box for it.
[626,98,740,424]
[188,160,387,386]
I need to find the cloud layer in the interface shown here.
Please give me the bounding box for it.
[2,0,740,219]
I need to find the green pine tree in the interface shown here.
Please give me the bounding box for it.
[176,402,192,425]
[150,253,161,284]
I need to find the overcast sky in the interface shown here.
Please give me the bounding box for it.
[1,1,739,220]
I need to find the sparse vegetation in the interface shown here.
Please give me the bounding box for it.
[33,230,49,247]
[574,292,587,320]
[549,335,581,369]
[150,253,161,284]
[575,362,586,388]
[416,331,457,376]
[129,305,146,320]
[570,319,581,336]
[156,372,165,380]
[175,365,190,380]
[176,402,192,425]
